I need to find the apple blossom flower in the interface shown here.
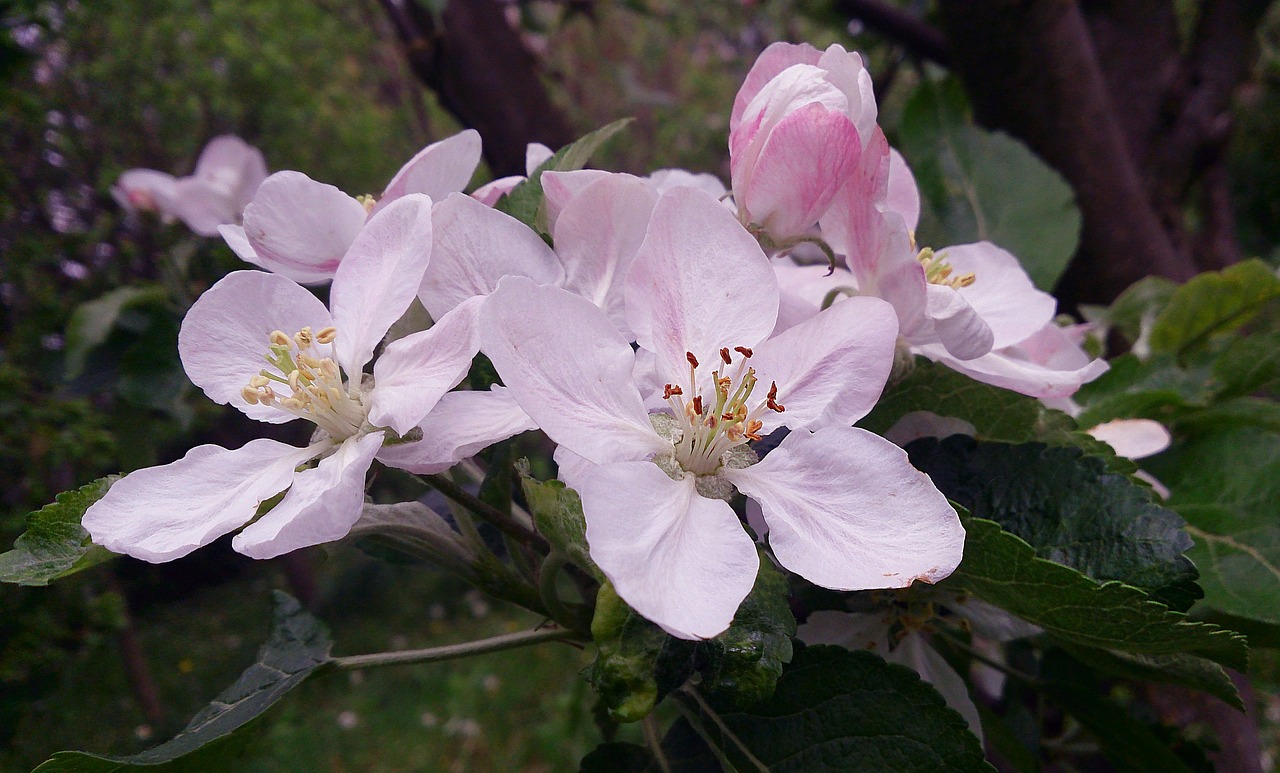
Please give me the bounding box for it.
[219,130,481,284]
[729,42,877,243]
[113,135,267,237]
[82,194,499,562]
[480,188,964,639]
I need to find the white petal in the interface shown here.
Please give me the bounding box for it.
[368,296,481,435]
[82,439,315,563]
[553,444,595,492]
[923,284,994,361]
[525,142,554,175]
[579,462,760,639]
[887,147,921,232]
[218,224,258,264]
[916,322,1109,399]
[168,177,237,236]
[816,44,878,143]
[798,610,893,652]
[771,260,856,333]
[1087,419,1171,460]
[114,169,178,212]
[730,42,822,131]
[555,173,659,331]
[625,187,778,381]
[479,277,665,464]
[179,270,333,423]
[725,426,964,590]
[378,129,482,212]
[376,386,537,475]
[891,634,984,745]
[647,168,727,198]
[884,411,977,447]
[541,169,611,232]
[331,193,435,375]
[945,242,1056,349]
[471,175,524,206]
[234,432,383,558]
[750,295,898,432]
[241,171,366,283]
[421,193,563,318]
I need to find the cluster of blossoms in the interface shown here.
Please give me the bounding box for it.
[89,42,1131,643]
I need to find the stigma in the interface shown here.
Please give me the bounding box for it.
[658,346,782,476]
[240,326,367,441]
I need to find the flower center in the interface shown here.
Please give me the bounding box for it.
[657,347,783,476]
[917,247,975,289]
[240,326,367,441]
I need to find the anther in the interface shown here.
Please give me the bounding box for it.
[956,273,976,288]
[719,347,732,365]
[663,384,683,399]
[734,346,753,358]
[241,386,260,405]
[691,396,704,415]
[249,374,270,388]
[269,330,291,347]
[294,327,313,349]
[686,352,699,368]
[745,420,764,441]
[282,397,305,411]
[316,326,337,344]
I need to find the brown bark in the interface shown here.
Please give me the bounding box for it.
[378,0,575,177]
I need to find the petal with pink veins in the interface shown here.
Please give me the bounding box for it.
[234,432,384,558]
[725,426,964,591]
[377,129,482,214]
[945,242,1056,349]
[368,296,481,435]
[179,270,334,423]
[241,171,366,283]
[82,438,317,563]
[886,147,921,232]
[625,188,779,382]
[579,461,760,639]
[480,278,665,465]
[730,42,823,131]
[377,387,538,475]
[421,193,563,319]
[330,193,435,375]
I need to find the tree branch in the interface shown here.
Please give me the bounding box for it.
[833,0,951,66]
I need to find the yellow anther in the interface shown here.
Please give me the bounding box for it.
[294,327,313,350]
[249,374,270,388]
[288,370,303,392]
[241,386,260,405]
[270,330,291,347]
[259,386,276,404]
[282,397,305,411]
[316,326,337,344]
[956,273,976,288]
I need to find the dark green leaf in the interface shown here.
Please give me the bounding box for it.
[662,645,991,772]
[64,285,169,379]
[951,518,1247,670]
[1149,259,1280,358]
[1042,684,1197,773]
[907,437,1199,608]
[1144,428,1280,625]
[589,581,671,722]
[579,742,660,773]
[1059,645,1242,710]
[1073,354,1212,428]
[33,592,333,771]
[1210,332,1280,398]
[522,474,598,578]
[495,118,633,231]
[900,78,1080,292]
[1087,276,1179,345]
[0,476,119,585]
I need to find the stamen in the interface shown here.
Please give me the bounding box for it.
[316,326,337,344]
[719,347,732,365]
[269,330,291,347]
[293,327,313,349]
[686,352,699,368]
[663,384,683,399]
[241,386,260,405]
[734,346,753,358]
[691,396,704,416]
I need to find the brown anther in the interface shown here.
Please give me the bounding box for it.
[717,376,731,391]
[767,400,786,412]
[734,346,753,358]
[722,412,735,421]
[691,396,704,415]
[745,420,764,441]
[686,351,699,368]
[663,383,683,399]
[719,347,732,365]
[766,382,785,412]
[315,326,337,344]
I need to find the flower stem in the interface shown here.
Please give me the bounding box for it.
[331,626,576,671]
[421,472,549,553]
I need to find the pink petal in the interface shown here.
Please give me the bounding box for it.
[421,193,563,319]
[1087,419,1171,460]
[579,461,760,639]
[479,277,665,464]
[368,296,481,435]
[818,127,891,263]
[923,284,994,361]
[738,103,862,237]
[218,224,258,264]
[471,175,524,206]
[377,129,482,213]
[113,169,178,213]
[82,439,316,563]
[167,177,237,236]
[771,259,857,333]
[884,411,977,447]
[725,426,964,590]
[887,147,921,232]
[241,171,366,283]
[376,386,537,475]
[179,270,333,423]
[555,173,660,331]
[815,44,878,142]
[624,187,779,382]
[541,169,611,232]
[192,135,267,212]
[525,142,554,175]
[945,242,1057,349]
[916,323,1109,399]
[751,295,898,433]
[233,432,383,558]
[330,193,435,375]
[730,42,823,131]
[647,168,727,198]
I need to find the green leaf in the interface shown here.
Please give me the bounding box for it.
[1073,354,1212,427]
[589,555,795,721]
[64,285,169,379]
[907,437,1199,609]
[1210,332,1280,398]
[1042,683,1198,773]
[521,474,599,578]
[662,645,991,772]
[1059,645,1242,710]
[579,742,660,773]
[1169,397,1280,436]
[861,359,1075,443]
[899,78,1080,292]
[1144,428,1280,625]
[1149,259,1280,358]
[1084,275,1178,345]
[495,118,634,231]
[950,517,1247,670]
[32,591,333,771]
[0,476,119,585]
